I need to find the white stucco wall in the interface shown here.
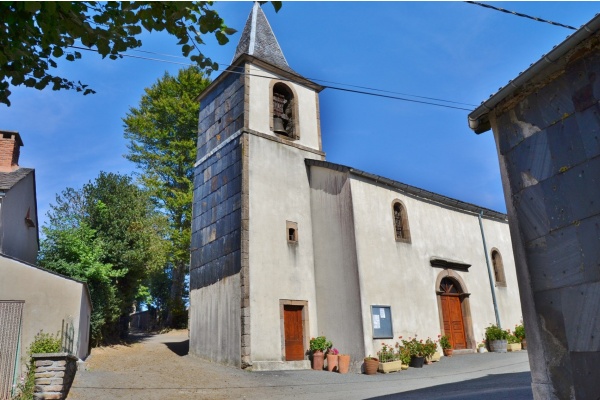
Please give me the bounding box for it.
[0,171,38,264]
[348,175,521,356]
[0,256,91,368]
[246,64,321,152]
[247,134,322,361]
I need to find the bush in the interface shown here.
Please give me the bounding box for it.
[309,336,332,352]
[514,324,525,340]
[439,335,451,349]
[485,324,509,341]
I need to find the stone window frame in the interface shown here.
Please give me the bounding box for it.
[391,199,411,243]
[491,248,507,287]
[279,299,309,361]
[270,80,300,140]
[286,221,298,244]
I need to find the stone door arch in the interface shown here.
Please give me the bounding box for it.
[435,270,475,351]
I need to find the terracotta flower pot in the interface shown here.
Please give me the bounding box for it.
[327,354,338,372]
[364,357,379,375]
[338,354,350,374]
[312,351,324,370]
[521,338,527,350]
[443,348,453,357]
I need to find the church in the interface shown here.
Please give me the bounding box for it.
[189,3,522,370]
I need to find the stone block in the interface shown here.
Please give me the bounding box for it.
[50,378,64,385]
[557,157,600,223]
[35,360,53,367]
[562,281,600,352]
[570,350,600,398]
[34,378,52,385]
[34,372,55,379]
[575,103,600,160]
[36,393,63,400]
[512,184,550,244]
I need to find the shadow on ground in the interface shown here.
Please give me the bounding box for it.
[164,339,189,357]
[367,371,532,400]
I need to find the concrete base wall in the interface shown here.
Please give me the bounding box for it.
[189,275,241,367]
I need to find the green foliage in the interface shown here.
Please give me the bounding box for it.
[29,331,62,354]
[0,2,237,106]
[377,342,396,363]
[422,337,438,358]
[123,66,211,326]
[439,335,451,350]
[400,337,425,357]
[507,333,521,344]
[309,336,332,352]
[39,172,168,344]
[485,324,509,341]
[514,324,525,340]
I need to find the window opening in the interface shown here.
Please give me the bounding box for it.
[286,221,298,243]
[440,277,461,294]
[288,228,296,242]
[273,83,295,138]
[392,201,410,242]
[491,250,506,287]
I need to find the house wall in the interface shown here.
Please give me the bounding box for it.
[348,175,521,357]
[488,35,600,399]
[0,256,91,367]
[247,134,321,362]
[0,171,38,264]
[308,165,365,365]
[189,69,245,366]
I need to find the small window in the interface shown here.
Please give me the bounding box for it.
[272,83,296,139]
[491,250,506,287]
[371,306,393,339]
[392,200,411,242]
[286,221,298,243]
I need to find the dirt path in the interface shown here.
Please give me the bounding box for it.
[68,330,532,400]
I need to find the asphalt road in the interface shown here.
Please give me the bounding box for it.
[69,330,532,400]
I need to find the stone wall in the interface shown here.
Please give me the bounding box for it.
[32,353,77,400]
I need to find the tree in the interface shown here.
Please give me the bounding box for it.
[123,66,210,327]
[38,172,167,342]
[0,1,281,106]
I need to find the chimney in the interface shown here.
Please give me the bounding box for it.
[0,130,23,172]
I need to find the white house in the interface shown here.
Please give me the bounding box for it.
[189,4,522,371]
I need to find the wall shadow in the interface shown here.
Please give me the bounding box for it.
[366,371,532,400]
[164,339,189,357]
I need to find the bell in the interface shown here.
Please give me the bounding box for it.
[273,117,287,134]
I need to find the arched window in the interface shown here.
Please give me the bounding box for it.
[272,82,296,139]
[392,200,410,243]
[491,250,506,287]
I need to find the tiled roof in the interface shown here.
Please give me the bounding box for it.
[232,3,296,74]
[0,168,33,191]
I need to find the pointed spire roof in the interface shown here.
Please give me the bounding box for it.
[232,3,295,74]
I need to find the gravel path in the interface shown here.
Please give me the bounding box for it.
[68,330,533,399]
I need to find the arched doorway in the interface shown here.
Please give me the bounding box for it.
[438,277,467,349]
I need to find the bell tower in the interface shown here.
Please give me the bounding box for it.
[190,3,325,369]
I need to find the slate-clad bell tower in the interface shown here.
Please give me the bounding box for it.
[190,3,324,368]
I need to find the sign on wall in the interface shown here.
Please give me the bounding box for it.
[371,305,393,339]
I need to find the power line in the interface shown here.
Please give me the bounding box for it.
[68,45,473,111]
[465,1,578,30]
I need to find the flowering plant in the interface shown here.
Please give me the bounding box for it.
[439,335,452,350]
[328,347,339,356]
[423,337,438,358]
[485,324,509,341]
[514,324,525,340]
[310,336,332,352]
[401,336,425,357]
[378,342,397,363]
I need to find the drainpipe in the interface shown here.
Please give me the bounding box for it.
[479,210,501,328]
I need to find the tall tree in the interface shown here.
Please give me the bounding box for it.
[39,172,167,342]
[123,66,211,327]
[0,1,237,106]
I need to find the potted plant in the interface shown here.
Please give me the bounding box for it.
[327,347,339,372]
[423,337,439,364]
[507,331,522,352]
[485,324,509,353]
[514,323,526,350]
[440,334,453,357]
[399,346,411,369]
[338,353,351,374]
[401,336,426,368]
[377,342,403,373]
[477,341,486,353]
[310,336,332,370]
[363,355,379,375]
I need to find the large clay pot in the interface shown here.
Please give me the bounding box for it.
[327,354,338,372]
[364,357,379,375]
[409,356,425,368]
[443,348,453,357]
[312,351,324,370]
[489,339,507,353]
[338,354,350,374]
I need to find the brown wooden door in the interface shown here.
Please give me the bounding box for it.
[441,295,467,349]
[284,305,304,361]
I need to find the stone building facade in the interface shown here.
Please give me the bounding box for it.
[190,4,523,370]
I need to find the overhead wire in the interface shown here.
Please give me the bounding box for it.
[68,45,476,111]
[465,1,578,30]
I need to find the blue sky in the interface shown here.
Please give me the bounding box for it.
[1,2,598,229]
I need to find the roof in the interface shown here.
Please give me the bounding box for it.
[0,167,33,191]
[306,159,507,222]
[232,2,296,75]
[468,14,600,134]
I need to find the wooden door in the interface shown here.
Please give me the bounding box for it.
[441,295,467,349]
[284,305,304,361]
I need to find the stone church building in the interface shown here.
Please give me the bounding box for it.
[190,3,522,370]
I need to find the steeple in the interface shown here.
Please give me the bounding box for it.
[232,3,295,74]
